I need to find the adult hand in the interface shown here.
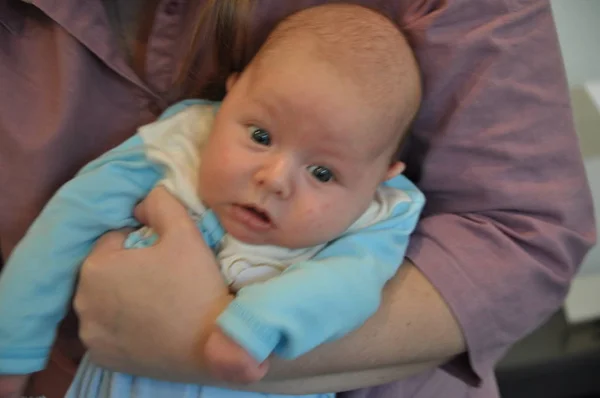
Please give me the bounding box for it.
[74,187,232,381]
[204,327,269,384]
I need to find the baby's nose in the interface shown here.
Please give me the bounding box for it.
[254,157,293,198]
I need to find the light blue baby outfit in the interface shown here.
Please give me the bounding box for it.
[0,100,425,398]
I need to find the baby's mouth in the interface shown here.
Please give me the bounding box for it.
[241,204,272,224]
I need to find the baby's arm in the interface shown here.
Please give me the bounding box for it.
[0,100,208,378]
[0,135,162,377]
[207,176,424,382]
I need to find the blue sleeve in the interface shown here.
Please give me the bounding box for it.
[0,135,162,374]
[0,100,208,375]
[217,176,425,362]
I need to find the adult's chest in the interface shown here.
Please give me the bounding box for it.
[0,1,163,257]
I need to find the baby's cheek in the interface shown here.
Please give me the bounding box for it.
[306,201,346,234]
[202,150,235,190]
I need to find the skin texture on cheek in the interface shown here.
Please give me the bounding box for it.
[296,204,326,237]
[295,196,361,243]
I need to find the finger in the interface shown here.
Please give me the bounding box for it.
[142,187,198,238]
[205,329,269,384]
[93,229,135,253]
[133,200,148,225]
[240,360,269,384]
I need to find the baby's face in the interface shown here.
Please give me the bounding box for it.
[199,52,403,248]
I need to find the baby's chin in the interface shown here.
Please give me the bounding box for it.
[226,225,333,249]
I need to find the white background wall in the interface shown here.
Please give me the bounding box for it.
[552,1,600,86]
[551,0,600,277]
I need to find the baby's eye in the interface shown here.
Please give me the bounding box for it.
[249,126,271,146]
[307,165,334,183]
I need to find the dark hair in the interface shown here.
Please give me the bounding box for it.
[171,0,255,101]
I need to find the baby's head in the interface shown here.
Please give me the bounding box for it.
[199,3,421,248]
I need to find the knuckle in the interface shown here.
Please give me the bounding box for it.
[232,359,255,383]
[72,293,84,314]
[80,254,99,278]
[93,233,114,249]
[241,367,260,384]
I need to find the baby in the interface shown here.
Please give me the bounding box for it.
[0,4,423,398]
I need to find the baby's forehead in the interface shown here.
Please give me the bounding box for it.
[253,9,419,134]
[245,67,401,163]
[286,101,398,165]
[260,6,409,82]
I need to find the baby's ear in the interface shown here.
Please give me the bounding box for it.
[226,73,240,92]
[383,161,405,182]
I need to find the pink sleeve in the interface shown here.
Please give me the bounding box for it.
[398,0,596,384]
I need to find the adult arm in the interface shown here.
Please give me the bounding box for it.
[75,0,595,394]
[398,0,595,383]
[79,228,462,394]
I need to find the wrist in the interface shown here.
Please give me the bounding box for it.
[198,294,234,348]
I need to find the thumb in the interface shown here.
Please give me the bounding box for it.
[142,187,197,239]
[94,228,136,253]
